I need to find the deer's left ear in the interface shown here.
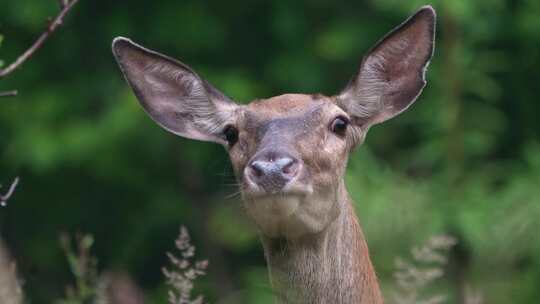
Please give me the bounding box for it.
[337,6,436,128]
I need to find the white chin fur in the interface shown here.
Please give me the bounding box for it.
[247,196,300,224]
[244,194,336,239]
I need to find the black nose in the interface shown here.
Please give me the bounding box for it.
[247,151,300,193]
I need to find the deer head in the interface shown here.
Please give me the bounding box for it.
[112,7,435,240]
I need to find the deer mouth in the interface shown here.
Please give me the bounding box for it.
[242,187,312,219]
[242,177,313,200]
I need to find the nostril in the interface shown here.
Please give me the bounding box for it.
[282,160,293,174]
[280,158,299,176]
[250,161,264,178]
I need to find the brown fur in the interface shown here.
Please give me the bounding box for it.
[226,94,382,303]
[112,6,436,303]
[262,185,383,304]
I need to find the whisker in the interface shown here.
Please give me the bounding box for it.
[225,190,242,200]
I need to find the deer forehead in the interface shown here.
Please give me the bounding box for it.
[247,93,330,113]
[241,93,343,134]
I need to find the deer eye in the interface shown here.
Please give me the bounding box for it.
[223,125,239,146]
[330,116,349,136]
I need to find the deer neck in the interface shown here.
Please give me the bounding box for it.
[261,183,383,304]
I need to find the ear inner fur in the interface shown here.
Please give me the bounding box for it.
[337,6,436,128]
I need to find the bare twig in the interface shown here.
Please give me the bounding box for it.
[0,0,79,79]
[0,177,20,207]
[0,90,18,98]
[59,0,70,8]
[0,1,79,201]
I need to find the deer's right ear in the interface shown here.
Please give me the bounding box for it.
[112,37,238,145]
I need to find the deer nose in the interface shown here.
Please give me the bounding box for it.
[246,152,300,193]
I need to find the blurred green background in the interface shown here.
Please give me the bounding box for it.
[1,0,540,303]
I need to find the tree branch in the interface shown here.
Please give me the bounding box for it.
[0,2,79,203]
[0,0,79,79]
[0,177,20,207]
[0,90,18,98]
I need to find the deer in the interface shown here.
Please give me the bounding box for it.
[112,5,436,304]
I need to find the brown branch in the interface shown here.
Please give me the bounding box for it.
[0,2,78,205]
[0,90,18,97]
[0,0,79,79]
[0,177,20,206]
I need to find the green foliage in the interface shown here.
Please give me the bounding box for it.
[1,0,539,303]
[55,234,98,304]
